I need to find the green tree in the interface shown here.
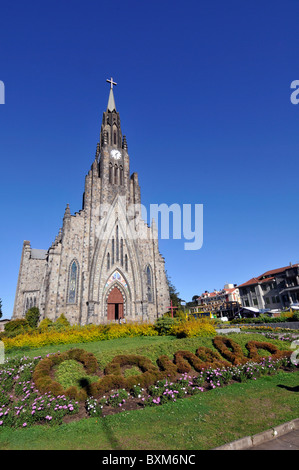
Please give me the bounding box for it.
[166,271,181,307]
[186,295,199,308]
[25,307,40,328]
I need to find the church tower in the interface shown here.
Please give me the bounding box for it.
[12,79,170,324]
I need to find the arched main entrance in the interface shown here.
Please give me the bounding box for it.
[107,286,124,321]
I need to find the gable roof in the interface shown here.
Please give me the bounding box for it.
[238,264,299,288]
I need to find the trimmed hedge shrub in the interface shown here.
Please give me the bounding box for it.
[156,355,178,377]
[33,337,292,401]
[174,350,204,373]
[196,346,231,369]
[213,336,248,365]
[33,349,99,401]
[245,340,292,362]
[104,354,158,376]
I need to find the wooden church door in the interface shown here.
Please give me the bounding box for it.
[107,286,124,321]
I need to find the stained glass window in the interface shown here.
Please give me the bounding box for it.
[147,266,153,303]
[68,260,78,304]
[120,238,123,266]
[112,238,115,265]
[116,226,119,261]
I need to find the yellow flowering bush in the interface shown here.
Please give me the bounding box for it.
[2,322,158,351]
[170,319,216,338]
[2,317,218,351]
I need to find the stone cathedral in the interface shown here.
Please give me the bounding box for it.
[12,80,170,325]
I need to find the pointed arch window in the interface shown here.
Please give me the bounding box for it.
[116,225,119,261]
[107,252,110,271]
[125,254,128,272]
[112,238,115,265]
[120,238,123,266]
[68,259,79,304]
[109,163,113,184]
[106,128,110,145]
[146,265,154,303]
[114,164,119,185]
[120,165,123,185]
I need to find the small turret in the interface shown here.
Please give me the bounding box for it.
[63,203,71,220]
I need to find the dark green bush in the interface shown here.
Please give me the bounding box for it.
[154,317,179,335]
[25,307,40,328]
[4,318,31,337]
[52,314,71,330]
[38,318,53,330]
[291,311,299,322]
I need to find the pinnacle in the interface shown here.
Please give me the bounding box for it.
[107,88,116,112]
[64,204,71,218]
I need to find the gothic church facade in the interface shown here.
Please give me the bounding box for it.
[12,81,170,324]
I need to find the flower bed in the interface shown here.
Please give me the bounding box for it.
[0,356,79,428]
[85,355,296,417]
[0,336,297,429]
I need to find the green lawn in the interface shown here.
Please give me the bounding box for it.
[5,332,290,369]
[1,332,298,450]
[0,371,298,450]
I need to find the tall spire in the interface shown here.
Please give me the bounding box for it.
[106,77,117,112]
[100,77,122,149]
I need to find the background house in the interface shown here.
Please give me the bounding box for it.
[238,263,299,312]
[196,284,241,319]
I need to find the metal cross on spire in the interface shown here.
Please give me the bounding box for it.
[106,77,117,89]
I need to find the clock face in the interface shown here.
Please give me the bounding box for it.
[110,149,121,160]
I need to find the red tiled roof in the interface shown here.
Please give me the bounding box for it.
[238,277,260,288]
[198,287,239,298]
[238,264,299,289]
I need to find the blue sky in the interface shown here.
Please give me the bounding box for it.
[1,0,299,318]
